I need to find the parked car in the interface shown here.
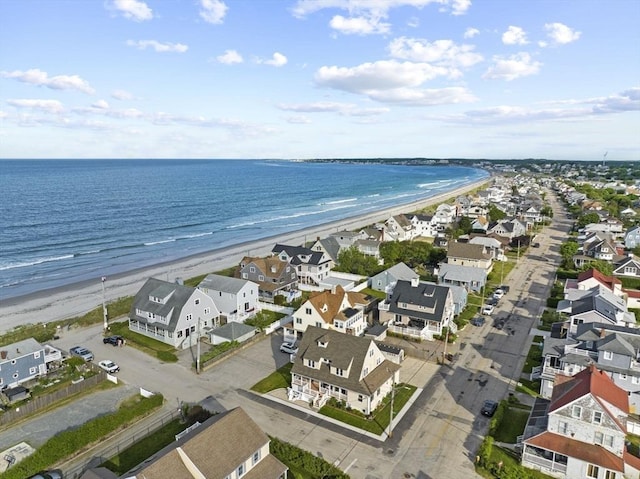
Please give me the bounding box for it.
[69,346,94,362]
[28,470,62,479]
[103,335,124,346]
[481,400,499,417]
[470,317,486,327]
[493,289,505,300]
[98,359,120,373]
[481,304,494,315]
[280,342,298,354]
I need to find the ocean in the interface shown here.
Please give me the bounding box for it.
[0,159,488,300]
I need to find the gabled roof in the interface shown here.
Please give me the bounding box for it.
[291,326,399,396]
[597,333,635,356]
[0,338,43,361]
[550,365,628,415]
[199,274,254,295]
[437,263,487,283]
[272,244,329,266]
[211,322,256,341]
[238,256,290,279]
[129,278,196,331]
[313,236,341,262]
[577,268,621,290]
[376,262,418,282]
[447,242,492,261]
[387,280,450,323]
[306,286,367,324]
[524,431,624,472]
[133,407,287,479]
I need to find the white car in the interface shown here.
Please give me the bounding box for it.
[280,342,298,354]
[98,359,120,373]
[482,304,495,315]
[493,289,505,299]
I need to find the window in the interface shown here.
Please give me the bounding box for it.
[593,411,602,424]
[186,314,192,321]
[315,322,322,328]
[305,308,312,315]
[605,470,617,479]
[571,405,582,419]
[249,267,255,273]
[190,325,195,333]
[307,359,316,368]
[296,318,302,324]
[237,463,245,477]
[363,368,368,376]
[13,372,18,379]
[587,464,599,478]
[29,367,37,374]
[11,359,16,365]
[252,450,261,465]
[195,298,200,305]
[34,351,40,359]
[358,394,364,402]
[558,421,568,434]
[603,350,613,360]
[335,368,344,376]
[259,275,264,281]
[204,307,210,315]
[370,349,374,357]
[178,331,183,338]
[595,431,604,445]
[633,376,640,385]
[242,273,248,279]
[620,372,628,380]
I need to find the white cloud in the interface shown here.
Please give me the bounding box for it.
[1,68,95,94]
[216,49,243,64]
[315,60,451,93]
[286,115,312,124]
[544,22,581,45]
[329,15,391,35]
[292,1,471,21]
[126,40,188,53]
[277,101,390,116]
[483,52,541,81]
[199,0,228,24]
[111,89,134,100]
[367,86,476,105]
[407,16,420,28]
[259,52,288,67]
[463,27,479,39]
[502,26,528,45]
[388,37,483,69]
[92,100,110,109]
[7,99,65,114]
[108,0,153,21]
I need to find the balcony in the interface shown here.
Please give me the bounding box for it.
[522,452,567,475]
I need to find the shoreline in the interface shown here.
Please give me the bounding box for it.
[0,177,489,333]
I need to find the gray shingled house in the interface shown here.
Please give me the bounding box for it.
[288,326,400,414]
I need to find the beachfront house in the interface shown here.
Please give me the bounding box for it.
[0,338,62,390]
[272,244,334,286]
[288,326,400,414]
[290,286,368,336]
[198,274,259,323]
[236,256,299,303]
[378,279,456,341]
[129,278,220,349]
[127,407,288,479]
[446,241,493,273]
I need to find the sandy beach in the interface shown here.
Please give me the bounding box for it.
[0,178,489,334]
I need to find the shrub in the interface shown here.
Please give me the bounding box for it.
[269,437,350,478]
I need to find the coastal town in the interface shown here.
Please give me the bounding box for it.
[2,160,640,479]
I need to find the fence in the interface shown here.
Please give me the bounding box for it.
[62,407,181,479]
[0,371,106,427]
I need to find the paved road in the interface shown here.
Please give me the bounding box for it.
[4,188,571,479]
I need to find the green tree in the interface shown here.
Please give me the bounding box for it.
[559,240,579,269]
[540,205,553,219]
[580,260,614,276]
[488,204,507,222]
[336,246,380,276]
[457,216,473,234]
[577,212,601,228]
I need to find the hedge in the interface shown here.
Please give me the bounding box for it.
[270,437,350,478]
[2,394,164,479]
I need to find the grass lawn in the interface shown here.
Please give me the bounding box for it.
[109,321,178,362]
[493,407,531,443]
[101,418,187,475]
[516,378,541,398]
[522,341,542,374]
[250,363,293,393]
[319,384,417,435]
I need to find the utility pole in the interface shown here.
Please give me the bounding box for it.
[388,370,395,438]
[101,276,108,331]
[196,317,201,374]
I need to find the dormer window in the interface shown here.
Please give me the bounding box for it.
[321,304,328,313]
[318,340,328,348]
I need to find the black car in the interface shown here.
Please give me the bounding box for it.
[103,335,124,346]
[470,317,486,327]
[481,400,499,417]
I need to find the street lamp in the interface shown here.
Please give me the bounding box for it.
[196,317,201,374]
[101,276,108,331]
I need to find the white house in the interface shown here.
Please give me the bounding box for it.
[288,326,400,414]
[291,286,368,336]
[129,278,220,349]
[198,274,259,323]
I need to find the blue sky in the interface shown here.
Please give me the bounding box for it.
[1,0,638,160]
